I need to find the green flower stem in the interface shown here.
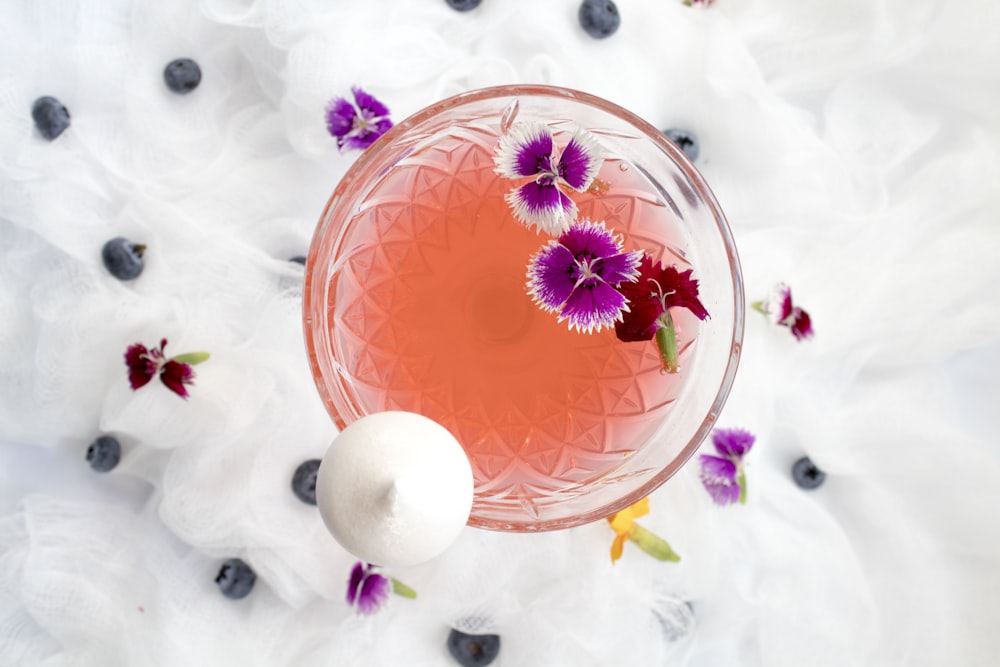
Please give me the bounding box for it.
[171,352,211,365]
[750,301,767,315]
[737,466,747,504]
[391,578,417,599]
[655,311,679,374]
[627,523,681,562]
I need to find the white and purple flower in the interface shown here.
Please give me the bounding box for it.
[494,121,602,235]
[527,220,643,333]
[754,282,814,341]
[325,87,393,151]
[345,561,417,615]
[346,562,390,615]
[698,428,756,505]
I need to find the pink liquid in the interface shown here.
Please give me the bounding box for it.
[329,128,699,508]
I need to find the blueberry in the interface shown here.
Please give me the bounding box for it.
[86,435,122,473]
[163,58,202,94]
[663,128,700,161]
[291,459,321,505]
[215,558,256,600]
[32,96,71,141]
[445,0,482,10]
[101,237,145,280]
[289,255,307,266]
[791,456,827,490]
[447,629,500,667]
[578,0,621,39]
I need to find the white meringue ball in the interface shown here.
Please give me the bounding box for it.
[316,411,474,568]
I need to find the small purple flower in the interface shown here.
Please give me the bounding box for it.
[527,219,643,333]
[754,283,814,341]
[325,87,393,151]
[494,121,602,235]
[699,428,755,505]
[345,561,417,615]
[346,562,391,615]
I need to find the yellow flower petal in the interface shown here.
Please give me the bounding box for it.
[610,532,627,563]
[631,497,650,519]
[608,497,650,533]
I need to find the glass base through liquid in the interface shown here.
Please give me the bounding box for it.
[304,86,743,531]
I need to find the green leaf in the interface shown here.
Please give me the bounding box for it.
[628,523,680,562]
[391,578,417,599]
[171,352,210,365]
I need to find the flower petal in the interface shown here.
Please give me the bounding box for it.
[355,571,391,615]
[124,343,155,390]
[594,250,643,286]
[160,360,195,399]
[346,562,365,605]
[765,282,794,325]
[526,242,578,312]
[341,127,385,151]
[711,428,756,459]
[610,532,628,563]
[557,219,621,259]
[698,454,740,505]
[788,307,814,340]
[614,295,663,341]
[659,266,709,320]
[615,256,666,342]
[352,86,390,118]
[558,281,628,333]
[506,181,576,235]
[325,97,357,140]
[557,128,602,191]
[493,121,554,179]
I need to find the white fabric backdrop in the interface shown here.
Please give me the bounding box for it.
[1,0,999,665]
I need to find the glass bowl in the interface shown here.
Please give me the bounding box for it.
[304,85,743,531]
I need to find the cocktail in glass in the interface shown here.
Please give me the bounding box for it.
[304,85,743,531]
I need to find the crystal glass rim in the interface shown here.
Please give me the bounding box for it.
[303,84,745,532]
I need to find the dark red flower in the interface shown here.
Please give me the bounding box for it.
[123,338,208,399]
[615,256,709,342]
[614,256,709,374]
[753,283,814,341]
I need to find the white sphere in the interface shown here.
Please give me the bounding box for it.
[316,411,474,568]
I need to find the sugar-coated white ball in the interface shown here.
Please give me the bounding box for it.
[316,411,474,568]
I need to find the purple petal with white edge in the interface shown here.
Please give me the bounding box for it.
[766,282,794,325]
[594,249,644,286]
[559,281,629,333]
[325,97,357,140]
[711,428,756,460]
[506,181,576,235]
[557,219,621,260]
[356,571,391,615]
[494,122,554,179]
[346,562,366,605]
[558,128,602,191]
[698,454,740,505]
[352,87,390,118]
[527,242,578,312]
